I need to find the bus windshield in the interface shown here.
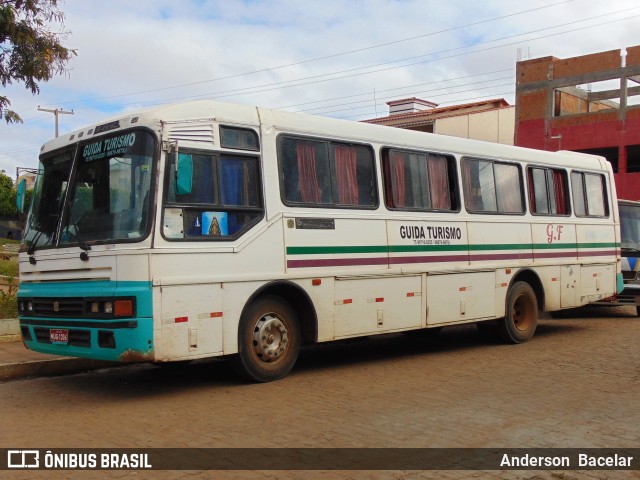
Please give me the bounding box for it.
[620,203,640,251]
[24,130,156,251]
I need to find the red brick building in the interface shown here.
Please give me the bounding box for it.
[515,46,640,200]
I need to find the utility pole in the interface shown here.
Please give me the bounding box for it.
[37,106,74,137]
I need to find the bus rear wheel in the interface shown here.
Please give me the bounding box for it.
[497,281,538,344]
[233,295,300,382]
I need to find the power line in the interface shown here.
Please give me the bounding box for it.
[312,83,516,117]
[47,0,575,106]
[297,77,515,115]
[199,7,639,100]
[277,69,514,110]
[67,6,639,112]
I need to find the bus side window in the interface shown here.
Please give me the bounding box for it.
[571,171,608,217]
[279,137,332,204]
[278,135,377,208]
[462,158,524,214]
[383,148,454,211]
[164,151,263,240]
[220,126,259,151]
[528,167,569,216]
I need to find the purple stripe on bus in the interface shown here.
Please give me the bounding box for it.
[287,257,389,268]
[388,255,469,264]
[287,250,617,268]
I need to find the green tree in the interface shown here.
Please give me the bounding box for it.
[0,170,16,214]
[0,0,76,123]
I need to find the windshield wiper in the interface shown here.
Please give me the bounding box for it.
[69,210,93,260]
[26,214,59,258]
[26,230,43,256]
[621,246,640,253]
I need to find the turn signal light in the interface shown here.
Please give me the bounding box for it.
[114,299,134,317]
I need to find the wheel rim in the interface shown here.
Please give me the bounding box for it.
[252,313,289,363]
[511,293,535,332]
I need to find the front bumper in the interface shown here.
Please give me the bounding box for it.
[18,280,154,362]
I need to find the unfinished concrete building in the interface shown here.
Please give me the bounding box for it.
[515,46,640,200]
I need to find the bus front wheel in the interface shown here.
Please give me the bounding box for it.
[497,281,538,344]
[233,295,301,382]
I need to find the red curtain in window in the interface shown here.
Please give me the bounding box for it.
[297,142,321,203]
[334,145,358,204]
[390,151,406,207]
[527,171,536,214]
[553,170,567,214]
[427,156,450,210]
[461,160,474,210]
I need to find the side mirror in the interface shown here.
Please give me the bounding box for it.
[16,178,27,213]
[176,153,193,196]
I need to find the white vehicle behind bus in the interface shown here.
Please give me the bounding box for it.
[16,100,622,382]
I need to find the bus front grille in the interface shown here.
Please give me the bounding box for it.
[31,298,85,317]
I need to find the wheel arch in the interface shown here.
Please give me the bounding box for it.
[241,281,318,345]
[509,268,545,311]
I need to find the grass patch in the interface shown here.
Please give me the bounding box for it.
[0,257,18,278]
[0,247,20,318]
[0,287,17,319]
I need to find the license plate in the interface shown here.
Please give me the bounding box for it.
[50,329,69,344]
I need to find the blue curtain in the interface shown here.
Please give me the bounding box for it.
[220,156,245,234]
[220,157,244,206]
[192,157,214,203]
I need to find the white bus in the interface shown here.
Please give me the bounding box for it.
[16,100,622,382]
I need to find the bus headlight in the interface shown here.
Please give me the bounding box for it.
[17,300,34,315]
[86,298,136,318]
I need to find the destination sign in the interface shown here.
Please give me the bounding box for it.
[82,133,137,162]
[94,120,120,135]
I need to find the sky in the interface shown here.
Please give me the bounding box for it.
[1,0,639,177]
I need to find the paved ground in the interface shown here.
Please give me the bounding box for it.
[1,307,639,479]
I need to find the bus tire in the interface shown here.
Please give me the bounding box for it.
[497,281,538,344]
[233,295,300,382]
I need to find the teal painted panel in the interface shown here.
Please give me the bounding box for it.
[21,317,154,362]
[18,281,153,317]
[18,280,154,362]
